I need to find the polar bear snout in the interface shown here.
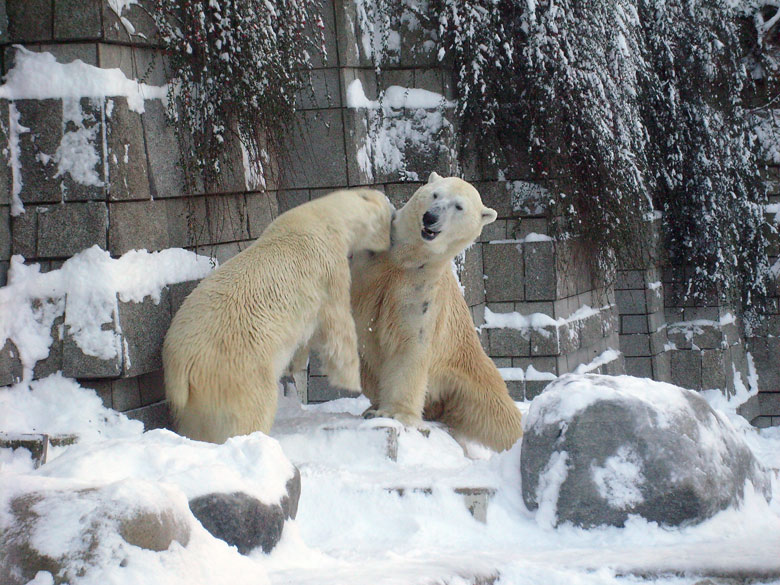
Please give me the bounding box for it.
[421,209,443,241]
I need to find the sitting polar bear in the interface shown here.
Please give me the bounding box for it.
[163,189,393,443]
[351,173,523,451]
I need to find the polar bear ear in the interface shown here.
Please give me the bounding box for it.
[427,171,443,184]
[481,207,498,225]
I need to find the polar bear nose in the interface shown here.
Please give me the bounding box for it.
[422,211,439,228]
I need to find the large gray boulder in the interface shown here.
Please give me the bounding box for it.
[521,374,771,528]
[189,467,301,555]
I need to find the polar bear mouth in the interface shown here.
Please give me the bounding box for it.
[421,226,440,241]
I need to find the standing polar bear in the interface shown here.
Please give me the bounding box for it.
[351,173,523,451]
[163,189,393,443]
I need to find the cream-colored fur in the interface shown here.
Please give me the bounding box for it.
[164,189,393,443]
[351,173,523,452]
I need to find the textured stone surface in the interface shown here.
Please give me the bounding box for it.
[105,96,150,201]
[524,241,556,301]
[119,507,191,551]
[119,290,172,377]
[0,339,23,386]
[6,0,53,42]
[521,374,771,528]
[483,242,523,303]
[283,109,348,189]
[54,0,102,38]
[142,99,187,199]
[14,99,63,205]
[189,468,300,555]
[124,401,172,430]
[109,199,169,255]
[37,201,107,257]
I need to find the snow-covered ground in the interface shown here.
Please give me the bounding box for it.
[1,369,779,585]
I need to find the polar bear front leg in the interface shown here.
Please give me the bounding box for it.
[314,274,362,392]
[364,350,430,428]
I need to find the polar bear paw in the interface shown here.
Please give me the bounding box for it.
[363,408,426,430]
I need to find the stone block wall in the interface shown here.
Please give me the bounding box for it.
[1,0,779,429]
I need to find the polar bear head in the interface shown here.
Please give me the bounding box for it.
[394,172,497,259]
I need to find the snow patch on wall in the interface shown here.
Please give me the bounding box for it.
[0,247,215,381]
[346,78,455,182]
[0,46,167,113]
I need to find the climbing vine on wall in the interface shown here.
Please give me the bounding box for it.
[151,0,325,192]
[431,0,770,316]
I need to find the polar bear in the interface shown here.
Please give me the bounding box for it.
[350,173,523,451]
[163,189,393,443]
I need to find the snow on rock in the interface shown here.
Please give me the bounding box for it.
[0,246,214,381]
[521,374,772,528]
[0,429,298,584]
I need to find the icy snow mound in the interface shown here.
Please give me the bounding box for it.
[521,374,771,528]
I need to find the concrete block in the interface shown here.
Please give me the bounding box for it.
[749,338,780,390]
[488,327,531,358]
[526,379,553,400]
[621,315,648,335]
[524,240,556,301]
[530,327,560,357]
[505,380,524,401]
[620,333,651,357]
[105,96,150,201]
[79,378,113,408]
[109,200,169,255]
[647,310,666,333]
[63,334,123,379]
[478,219,507,243]
[209,242,246,266]
[580,313,604,348]
[616,270,645,290]
[384,182,418,209]
[470,303,486,328]
[652,351,672,383]
[276,190,310,215]
[670,349,702,391]
[124,401,172,431]
[37,201,108,257]
[309,0,338,69]
[0,101,10,205]
[59,97,105,202]
[111,377,142,411]
[0,339,23,386]
[14,99,62,205]
[475,182,513,219]
[701,349,727,391]
[666,325,692,350]
[33,311,64,380]
[142,99,187,199]
[206,193,250,244]
[649,329,667,356]
[483,242,523,303]
[307,375,360,402]
[692,324,723,350]
[102,0,158,45]
[624,357,653,378]
[119,291,172,378]
[98,44,168,87]
[54,0,101,38]
[615,289,647,314]
[6,0,52,41]
[515,217,548,240]
[169,280,201,317]
[246,191,278,239]
[414,69,444,95]
[10,209,36,257]
[297,68,341,110]
[0,205,10,260]
[0,262,9,286]
[165,196,207,250]
[460,244,485,308]
[283,109,348,189]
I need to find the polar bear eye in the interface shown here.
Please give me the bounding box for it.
[455,204,463,211]
[432,192,438,200]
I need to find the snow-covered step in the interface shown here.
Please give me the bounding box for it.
[388,486,496,523]
[0,432,77,467]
